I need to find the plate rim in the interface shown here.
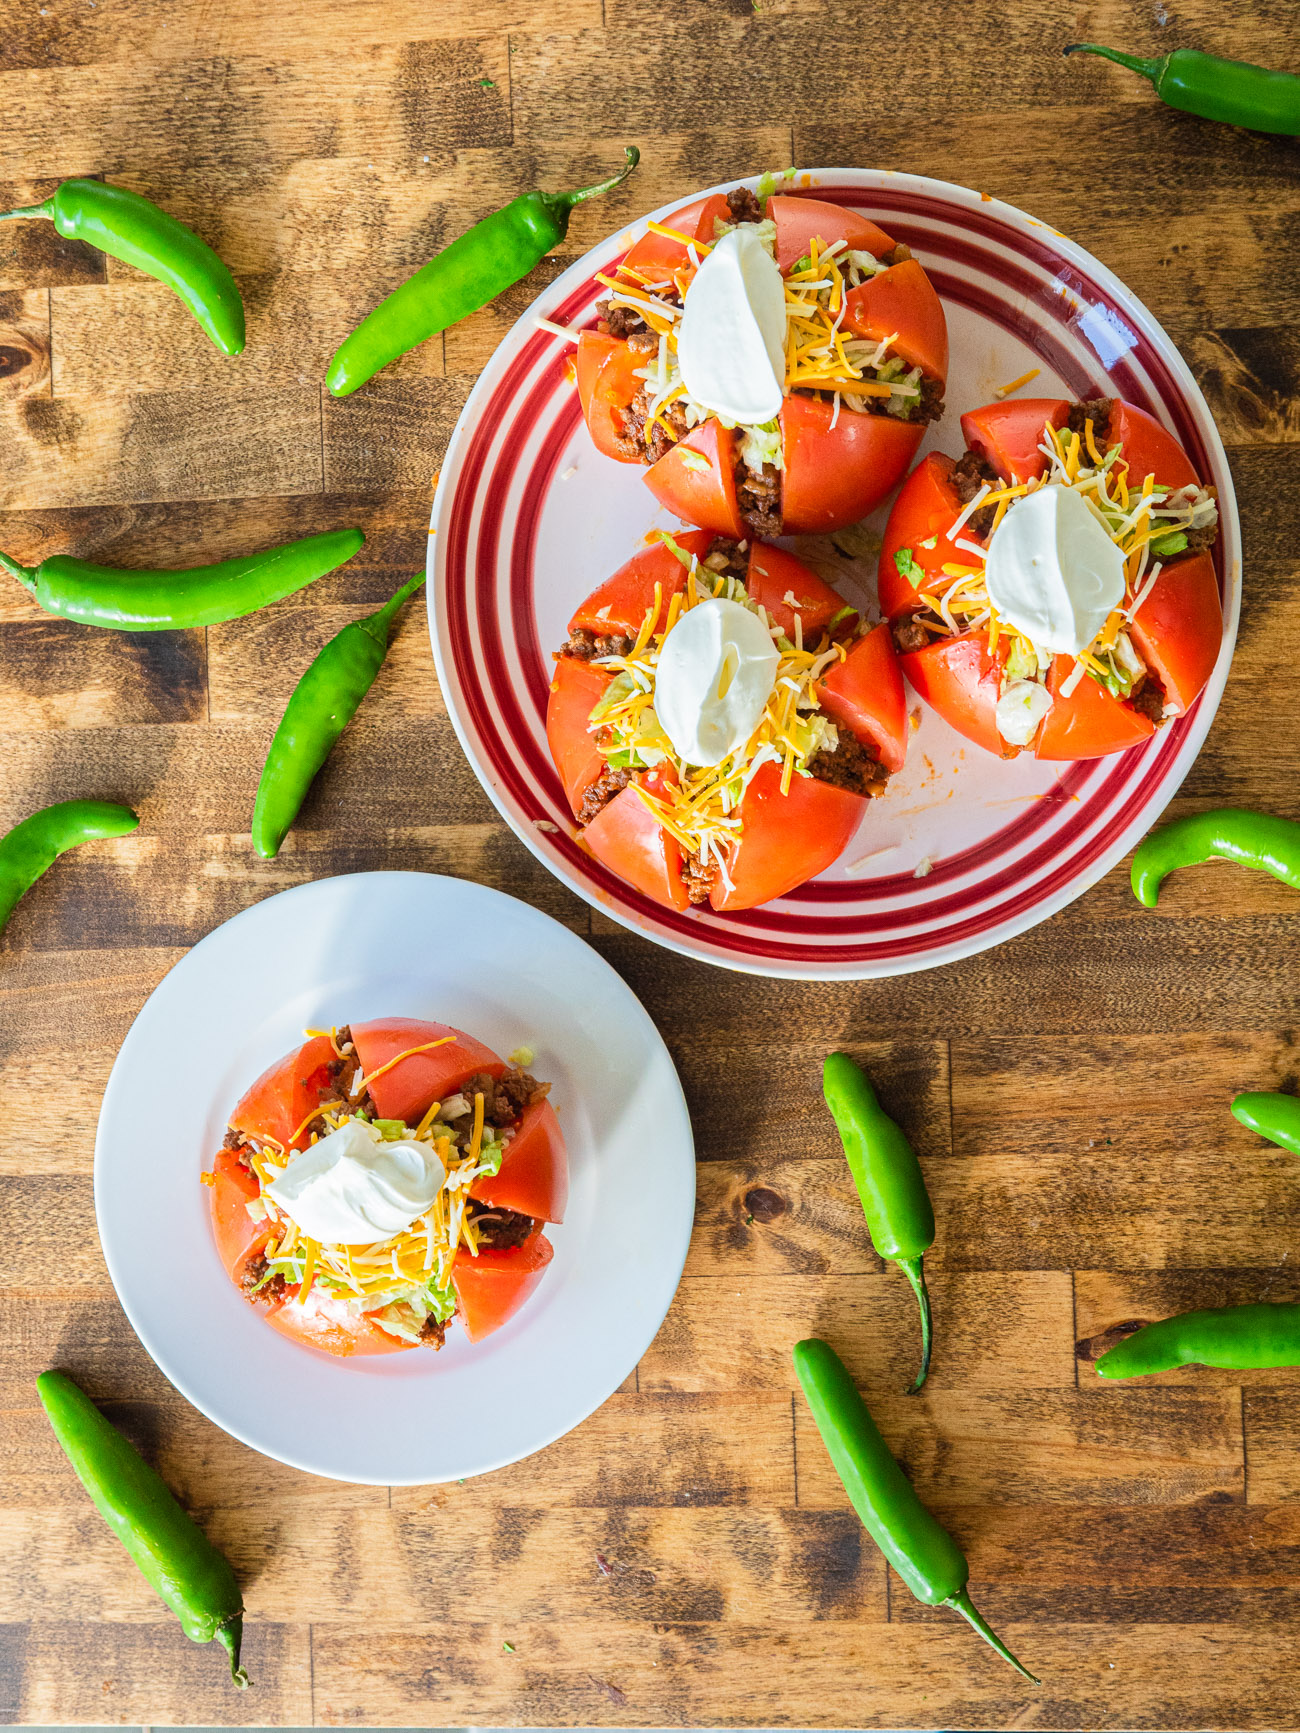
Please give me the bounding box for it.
[428,165,1241,980]
[93,869,697,1484]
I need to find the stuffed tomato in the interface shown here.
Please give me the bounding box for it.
[574,184,948,537]
[207,1019,566,1356]
[877,395,1222,760]
[547,530,907,912]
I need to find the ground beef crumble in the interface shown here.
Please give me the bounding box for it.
[240,1254,287,1304]
[726,186,764,226]
[1128,675,1166,723]
[1066,397,1113,443]
[892,616,930,654]
[419,1316,447,1348]
[808,731,889,797]
[464,1066,552,1130]
[467,1204,539,1251]
[681,850,718,906]
[564,625,634,662]
[575,764,633,826]
[1181,521,1219,555]
[950,447,1001,539]
[736,455,782,539]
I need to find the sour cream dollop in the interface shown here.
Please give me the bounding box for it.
[984,484,1125,656]
[654,597,780,768]
[264,1118,445,1245]
[676,227,785,425]
[995,678,1054,747]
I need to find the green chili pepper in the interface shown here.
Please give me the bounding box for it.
[1065,43,1300,136]
[0,528,365,631]
[252,570,425,858]
[0,179,245,355]
[1,800,138,941]
[1130,808,1300,906]
[326,148,640,397]
[1231,1091,1300,1157]
[1095,1303,1300,1378]
[822,1052,936,1393]
[37,1371,249,1686]
[793,1339,1039,1683]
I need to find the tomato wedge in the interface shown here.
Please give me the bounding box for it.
[582,773,691,912]
[780,395,923,535]
[575,331,643,464]
[209,1147,271,1286]
[711,761,865,912]
[568,531,712,638]
[1034,657,1156,760]
[621,194,729,277]
[644,420,745,537]
[1128,550,1222,714]
[229,1035,339,1152]
[745,542,851,639]
[1109,401,1200,491]
[453,1231,555,1344]
[769,195,895,272]
[264,1290,413,1357]
[351,1017,504,1125]
[546,657,611,819]
[841,259,949,386]
[470,1097,568,1224]
[900,632,1016,759]
[877,451,964,619]
[959,397,1070,485]
[815,623,909,774]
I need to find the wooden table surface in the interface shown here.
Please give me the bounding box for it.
[2,0,1300,1726]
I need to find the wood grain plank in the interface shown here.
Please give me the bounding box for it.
[0,288,51,400]
[1075,1270,1300,1388]
[796,1388,1244,1508]
[0,620,206,731]
[0,180,105,290]
[323,376,472,492]
[640,1271,1075,1395]
[1243,1391,1300,1504]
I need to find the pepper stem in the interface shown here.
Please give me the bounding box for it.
[361,570,427,646]
[216,1617,251,1689]
[1063,43,1163,89]
[557,146,641,213]
[897,1255,933,1394]
[0,551,37,591]
[0,199,55,222]
[945,1587,1040,1684]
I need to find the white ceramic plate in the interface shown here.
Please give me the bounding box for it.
[94,872,695,1485]
[428,167,1241,979]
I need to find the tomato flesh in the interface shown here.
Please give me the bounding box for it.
[229,1035,339,1152]
[1034,657,1155,760]
[470,1097,568,1224]
[815,623,909,774]
[583,778,691,912]
[711,761,865,911]
[351,1018,504,1125]
[264,1290,413,1358]
[644,420,745,537]
[1127,550,1222,713]
[745,542,851,639]
[877,452,964,620]
[780,395,922,534]
[620,195,729,277]
[453,1231,555,1344]
[900,632,1016,759]
[841,259,948,387]
[769,195,896,271]
[568,531,713,638]
[547,657,612,819]
[959,397,1070,484]
[1109,401,1200,491]
[209,1148,271,1286]
[576,331,644,464]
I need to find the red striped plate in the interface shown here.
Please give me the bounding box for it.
[428,169,1240,980]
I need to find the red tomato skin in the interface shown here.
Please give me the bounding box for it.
[576,332,644,464]
[1127,550,1222,714]
[710,761,865,912]
[959,398,1070,484]
[1034,657,1156,760]
[901,632,1018,759]
[780,395,923,534]
[877,452,964,619]
[745,542,851,639]
[1109,402,1200,491]
[582,779,691,912]
[769,195,895,271]
[546,657,612,819]
[620,195,729,276]
[209,1148,271,1286]
[351,1018,505,1125]
[263,1291,414,1357]
[229,1035,339,1152]
[814,623,909,774]
[470,1097,568,1224]
[841,259,949,386]
[644,419,745,537]
[453,1231,555,1344]
[568,531,714,638]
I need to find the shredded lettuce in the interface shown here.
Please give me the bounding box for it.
[373,1118,409,1141]
[588,670,638,723]
[756,167,797,200]
[739,418,782,475]
[827,603,857,629]
[1151,532,1188,557]
[657,530,696,572]
[1003,639,1038,682]
[894,548,926,589]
